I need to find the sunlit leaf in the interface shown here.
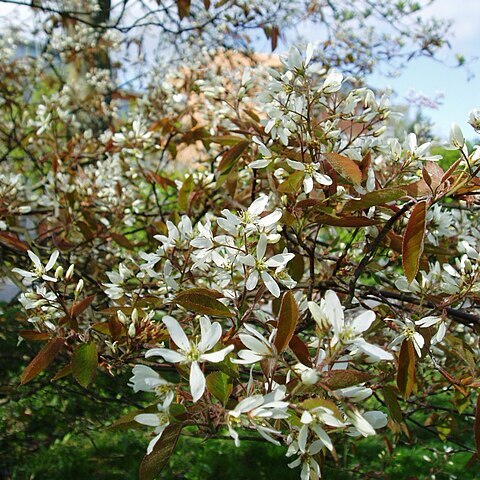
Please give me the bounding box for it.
[20,337,64,385]
[402,200,427,283]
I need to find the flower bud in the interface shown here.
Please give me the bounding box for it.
[449,123,464,149]
[117,310,128,325]
[55,266,64,279]
[74,279,84,296]
[132,308,139,324]
[65,264,75,280]
[128,322,136,338]
[301,368,319,386]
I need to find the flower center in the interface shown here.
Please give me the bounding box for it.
[403,326,416,340]
[185,344,201,362]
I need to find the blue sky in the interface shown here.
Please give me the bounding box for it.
[1,0,478,139]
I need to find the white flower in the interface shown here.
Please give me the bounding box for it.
[287,160,332,194]
[346,410,387,437]
[154,215,192,252]
[217,196,282,236]
[389,318,425,357]
[231,323,276,365]
[468,108,480,132]
[309,290,393,361]
[239,233,294,297]
[145,316,234,402]
[12,250,59,283]
[227,386,289,447]
[134,402,170,455]
[414,316,446,344]
[449,123,465,149]
[287,439,323,480]
[128,365,176,406]
[321,71,343,94]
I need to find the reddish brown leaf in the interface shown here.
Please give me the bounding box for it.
[18,330,51,341]
[343,188,407,213]
[111,232,134,249]
[402,201,427,283]
[325,152,362,185]
[70,294,95,319]
[397,339,416,399]
[139,424,183,480]
[289,335,312,367]
[314,214,380,227]
[274,291,299,353]
[324,370,372,390]
[20,337,64,385]
[145,170,177,189]
[0,232,29,252]
[177,0,191,19]
[218,140,249,174]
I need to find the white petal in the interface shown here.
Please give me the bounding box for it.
[258,209,282,227]
[261,271,280,297]
[135,413,160,427]
[256,234,267,260]
[249,196,269,215]
[239,254,256,267]
[265,253,295,268]
[303,175,313,194]
[145,348,185,363]
[198,320,222,352]
[246,270,259,291]
[163,316,190,351]
[352,310,376,334]
[201,344,234,362]
[189,361,205,402]
[27,250,42,269]
[286,159,305,171]
[415,316,442,328]
[353,339,393,361]
[45,250,59,271]
[239,334,271,355]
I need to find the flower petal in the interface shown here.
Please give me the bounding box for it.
[189,361,205,402]
[163,315,190,351]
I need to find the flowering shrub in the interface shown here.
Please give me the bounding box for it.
[2,1,480,479]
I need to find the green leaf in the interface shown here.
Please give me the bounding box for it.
[139,424,183,480]
[397,339,416,399]
[383,385,403,423]
[343,188,406,213]
[72,342,98,388]
[108,405,159,431]
[174,288,235,317]
[274,290,299,353]
[218,140,249,174]
[206,371,233,405]
[20,337,64,385]
[278,171,304,194]
[325,152,362,185]
[402,200,427,283]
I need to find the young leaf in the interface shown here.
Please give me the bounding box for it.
[206,371,233,406]
[139,424,183,480]
[70,294,95,319]
[218,140,249,174]
[325,152,362,185]
[397,340,416,399]
[343,188,406,213]
[20,337,64,385]
[402,201,427,283]
[72,342,98,388]
[178,174,194,211]
[383,385,403,423]
[289,335,312,367]
[278,171,304,194]
[174,289,234,317]
[324,370,372,390]
[274,290,299,353]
